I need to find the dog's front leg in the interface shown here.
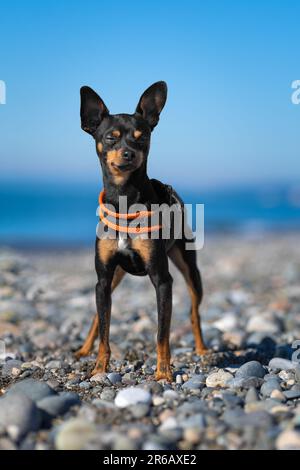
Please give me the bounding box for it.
[149,270,173,382]
[91,271,114,375]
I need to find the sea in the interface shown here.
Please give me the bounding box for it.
[0,181,299,248]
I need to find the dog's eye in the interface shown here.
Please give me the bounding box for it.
[106,130,121,143]
[105,135,116,142]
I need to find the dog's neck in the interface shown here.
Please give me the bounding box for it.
[102,167,157,210]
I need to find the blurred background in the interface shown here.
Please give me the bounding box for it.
[0,0,299,247]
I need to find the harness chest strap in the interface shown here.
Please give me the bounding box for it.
[98,190,162,234]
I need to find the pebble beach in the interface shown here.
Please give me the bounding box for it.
[0,234,300,450]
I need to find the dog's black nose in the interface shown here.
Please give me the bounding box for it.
[123,150,135,161]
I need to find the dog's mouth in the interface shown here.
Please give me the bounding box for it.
[111,162,134,172]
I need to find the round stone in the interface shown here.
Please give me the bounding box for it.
[37,392,80,417]
[276,430,300,450]
[0,394,42,441]
[183,427,202,444]
[206,370,233,388]
[115,387,152,408]
[235,361,266,379]
[283,390,300,400]
[45,360,62,370]
[260,380,281,397]
[163,390,179,401]
[182,379,205,391]
[246,315,281,334]
[55,418,97,450]
[6,378,56,402]
[130,403,150,418]
[107,372,122,385]
[268,358,296,371]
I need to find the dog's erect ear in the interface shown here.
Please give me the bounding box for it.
[135,81,167,130]
[80,86,109,136]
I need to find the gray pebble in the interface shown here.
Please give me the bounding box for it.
[0,394,42,441]
[163,390,179,401]
[6,378,56,402]
[182,379,205,391]
[268,358,296,371]
[67,376,81,386]
[130,403,150,418]
[37,392,80,417]
[159,427,182,442]
[235,361,266,379]
[142,438,169,451]
[122,372,137,385]
[100,387,116,401]
[264,373,281,382]
[107,372,122,385]
[283,390,300,400]
[46,379,60,391]
[221,392,243,407]
[260,379,281,397]
[223,408,273,430]
[228,376,264,389]
[245,387,259,403]
[2,360,23,377]
[79,381,91,390]
[142,381,163,395]
[45,360,62,370]
[181,413,206,429]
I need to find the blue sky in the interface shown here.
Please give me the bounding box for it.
[0,0,299,189]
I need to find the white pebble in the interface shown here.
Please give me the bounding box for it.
[115,387,152,408]
[206,369,233,388]
[276,430,300,450]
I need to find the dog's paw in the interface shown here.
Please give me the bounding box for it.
[91,365,107,376]
[91,359,109,376]
[195,346,209,356]
[74,347,91,359]
[155,368,173,383]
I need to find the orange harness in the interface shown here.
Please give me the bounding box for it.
[98,190,162,234]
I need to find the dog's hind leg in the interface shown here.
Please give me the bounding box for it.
[168,241,207,355]
[74,266,125,359]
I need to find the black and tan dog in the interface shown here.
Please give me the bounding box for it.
[75,81,207,381]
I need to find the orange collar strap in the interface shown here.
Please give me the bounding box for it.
[99,190,162,234]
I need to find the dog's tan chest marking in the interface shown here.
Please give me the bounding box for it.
[98,238,118,264]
